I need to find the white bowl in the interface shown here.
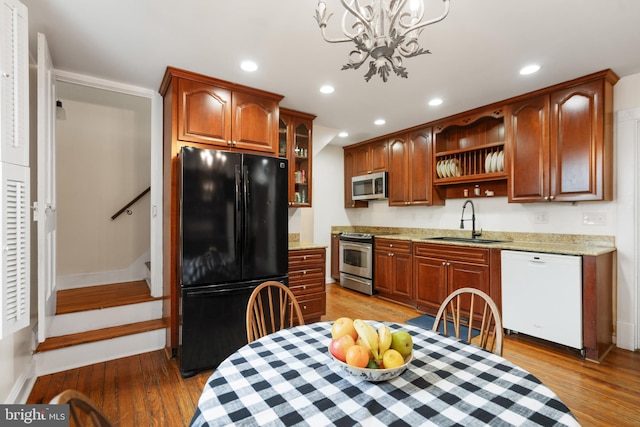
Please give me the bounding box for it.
[329,349,413,382]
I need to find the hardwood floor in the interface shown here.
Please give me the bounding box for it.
[28,282,640,426]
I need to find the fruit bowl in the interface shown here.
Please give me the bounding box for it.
[328,348,413,382]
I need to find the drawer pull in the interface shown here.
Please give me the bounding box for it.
[303,270,307,275]
[303,256,307,260]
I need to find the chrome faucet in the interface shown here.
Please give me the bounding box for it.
[460,199,482,239]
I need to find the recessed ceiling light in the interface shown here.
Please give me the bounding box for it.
[374,119,386,125]
[240,61,258,72]
[338,131,349,138]
[428,98,443,106]
[520,64,540,75]
[320,85,335,94]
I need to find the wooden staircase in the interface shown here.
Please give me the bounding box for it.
[33,281,167,376]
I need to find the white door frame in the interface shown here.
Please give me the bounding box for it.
[36,33,57,343]
[54,70,163,297]
[615,106,640,351]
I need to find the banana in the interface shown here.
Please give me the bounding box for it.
[378,324,392,357]
[354,319,380,361]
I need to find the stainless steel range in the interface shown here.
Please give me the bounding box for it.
[339,233,374,295]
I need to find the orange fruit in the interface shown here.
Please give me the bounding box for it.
[345,345,369,368]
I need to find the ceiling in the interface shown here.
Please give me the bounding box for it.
[21,0,640,147]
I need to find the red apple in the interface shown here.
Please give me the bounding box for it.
[331,317,358,340]
[329,335,355,362]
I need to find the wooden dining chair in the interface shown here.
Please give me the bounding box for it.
[49,389,114,427]
[246,281,305,343]
[432,287,504,356]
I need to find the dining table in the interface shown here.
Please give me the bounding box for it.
[190,321,579,426]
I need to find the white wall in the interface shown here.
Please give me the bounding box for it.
[56,83,151,284]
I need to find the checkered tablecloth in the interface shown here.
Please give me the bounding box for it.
[190,322,579,427]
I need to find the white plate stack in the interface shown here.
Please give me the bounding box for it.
[485,150,504,173]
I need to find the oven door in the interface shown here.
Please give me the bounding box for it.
[339,240,373,279]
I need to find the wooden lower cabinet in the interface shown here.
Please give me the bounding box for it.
[288,248,326,323]
[413,243,493,317]
[582,252,614,362]
[330,233,340,281]
[374,239,413,306]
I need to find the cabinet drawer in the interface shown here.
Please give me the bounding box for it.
[288,249,325,268]
[296,292,326,319]
[413,242,489,265]
[289,275,325,295]
[374,238,412,253]
[289,265,325,278]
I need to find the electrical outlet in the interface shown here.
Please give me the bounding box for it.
[583,212,607,226]
[533,212,549,224]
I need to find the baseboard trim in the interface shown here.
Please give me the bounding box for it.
[6,358,37,404]
[616,321,636,350]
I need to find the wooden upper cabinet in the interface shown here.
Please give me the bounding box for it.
[508,95,549,202]
[550,80,607,201]
[388,128,443,206]
[178,79,232,145]
[344,140,387,208]
[351,139,388,176]
[167,67,283,155]
[508,71,617,202]
[231,91,279,153]
[280,108,316,207]
[369,140,388,173]
[343,147,369,208]
[388,135,410,206]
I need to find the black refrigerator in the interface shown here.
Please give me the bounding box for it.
[179,146,288,377]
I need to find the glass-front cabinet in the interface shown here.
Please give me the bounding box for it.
[279,108,316,207]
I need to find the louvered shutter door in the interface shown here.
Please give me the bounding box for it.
[1,0,29,167]
[0,162,29,337]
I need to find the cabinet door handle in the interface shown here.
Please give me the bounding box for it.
[442,261,446,266]
[544,196,549,200]
[549,195,555,200]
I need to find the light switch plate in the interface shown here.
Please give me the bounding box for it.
[533,212,549,224]
[583,212,607,226]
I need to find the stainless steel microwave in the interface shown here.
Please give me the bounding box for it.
[352,171,388,201]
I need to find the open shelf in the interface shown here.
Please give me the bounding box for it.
[433,112,506,188]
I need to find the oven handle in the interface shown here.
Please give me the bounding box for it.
[340,241,372,251]
[340,274,372,286]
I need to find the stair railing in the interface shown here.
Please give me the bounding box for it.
[111,186,151,220]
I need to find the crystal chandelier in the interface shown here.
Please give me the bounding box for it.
[315,0,451,82]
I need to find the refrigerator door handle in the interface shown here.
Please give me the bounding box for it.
[243,164,250,252]
[235,164,243,251]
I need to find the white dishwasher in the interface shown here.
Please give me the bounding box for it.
[501,250,583,352]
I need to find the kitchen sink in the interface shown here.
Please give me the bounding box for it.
[421,236,508,244]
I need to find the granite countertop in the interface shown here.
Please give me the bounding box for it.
[331,227,615,257]
[288,241,328,251]
[288,233,327,251]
